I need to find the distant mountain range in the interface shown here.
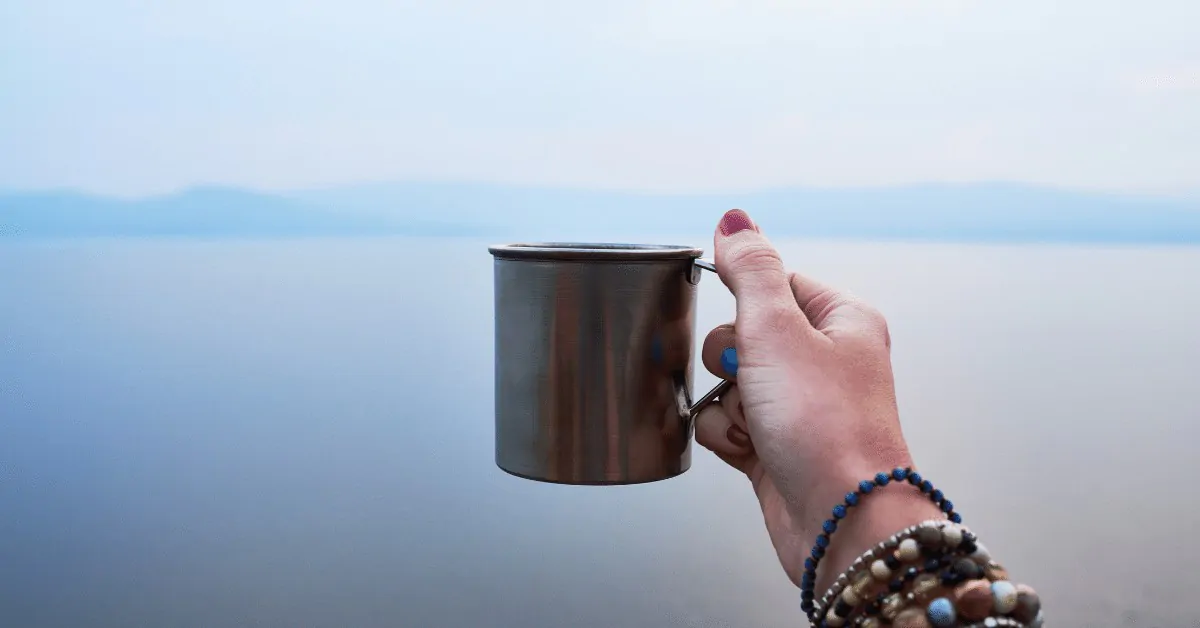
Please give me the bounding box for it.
[2,182,1200,244]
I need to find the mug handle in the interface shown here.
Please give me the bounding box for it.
[673,258,734,421]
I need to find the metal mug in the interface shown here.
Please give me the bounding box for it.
[488,242,732,485]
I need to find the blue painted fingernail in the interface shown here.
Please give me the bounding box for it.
[720,347,738,377]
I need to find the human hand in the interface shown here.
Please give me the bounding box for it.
[693,209,943,594]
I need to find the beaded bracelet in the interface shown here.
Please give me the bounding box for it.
[812,526,1043,627]
[922,581,1043,628]
[801,467,962,622]
[823,546,1039,627]
[833,566,1041,628]
[817,520,984,626]
[863,565,997,627]
[814,520,966,621]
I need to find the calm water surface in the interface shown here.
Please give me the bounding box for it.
[2,237,1197,627]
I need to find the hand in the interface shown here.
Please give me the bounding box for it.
[694,209,943,594]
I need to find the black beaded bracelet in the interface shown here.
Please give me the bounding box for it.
[800,467,963,622]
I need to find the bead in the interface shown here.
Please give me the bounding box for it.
[952,558,982,580]
[888,579,903,592]
[916,525,943,547]
[985,563,1009,582]
[823,520,838,534]
[1029,610,1044,628]
[949,512,962,524]
[861,619,881,628]
[805,558,817,571]
[908,471,923,486]
[874,472,891,486]
[913,573,941,597]
[926,598,956,627]
[852,570,875,596]
[840,586,861,607]
[833,504,847,519]
[940,500,954,513]
[930,489,944,503]
[893,607,931,628]
[884,554,901,569]
[904,566,920,581]
[1012,584,1041,623]
[845,492,860,506]
[881,593,905,620]
[970,543,991,564]
[953,579,993,620]
[870,559,892,581]
[817,534,830,548]
[834,599,853,617]
[825,607,846,627]
[892,467,908,480]
[811,546,825,559]
[898,538,921,561]
[859,480,875,494]
[991,580,1018,614]
[983,619,999,628]
[919,480,933,493]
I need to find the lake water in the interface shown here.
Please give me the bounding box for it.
[2,237,1197,627]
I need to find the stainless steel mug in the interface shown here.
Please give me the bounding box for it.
[488,243,732,485]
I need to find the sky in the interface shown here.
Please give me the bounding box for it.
[1,0,1198,198]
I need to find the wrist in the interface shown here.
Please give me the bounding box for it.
[813,480,944,594]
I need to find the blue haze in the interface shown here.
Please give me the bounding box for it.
[4,182,1200,243]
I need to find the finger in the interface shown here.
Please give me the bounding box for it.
[701,323,739,380]
[711,449,757,476]
[713,209,813,340]
[694,399,754,458]
[718,384,748,432]
[790,272,890,346]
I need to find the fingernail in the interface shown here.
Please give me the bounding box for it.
[720,347,738,377]
[719,209,755,236]
[726,425,751,448]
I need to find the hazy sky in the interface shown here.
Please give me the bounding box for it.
[2,0,1197,197]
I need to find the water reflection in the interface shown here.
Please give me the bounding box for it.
[1,237,1197,627]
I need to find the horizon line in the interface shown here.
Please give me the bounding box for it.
[4,179,1199,204]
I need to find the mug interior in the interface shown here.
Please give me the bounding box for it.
[488,242,703,261]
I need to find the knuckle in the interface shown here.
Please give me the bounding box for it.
[727,241,785,274]
[847,298,891,345]
[856,301,889,330]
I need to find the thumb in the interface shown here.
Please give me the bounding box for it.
[713,209,809,339]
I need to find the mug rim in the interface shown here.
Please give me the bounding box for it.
[489,242,703,261]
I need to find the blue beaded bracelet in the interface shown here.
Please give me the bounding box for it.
[800,466,962,622]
